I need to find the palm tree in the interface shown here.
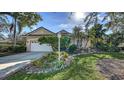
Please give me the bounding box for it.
[89,24,106,49]
[0,15,10,39]
[0,12,42,46]
[72,26,82,48]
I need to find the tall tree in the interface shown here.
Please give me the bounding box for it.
[102,12,124,33]
[72,26,82,48]
[88,24,106,48]
[0,12,42,46]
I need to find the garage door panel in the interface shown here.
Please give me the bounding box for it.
[31,43,53,52]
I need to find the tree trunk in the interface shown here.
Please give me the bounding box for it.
[80,38,83,48]
[13,18,16,47]
[84,38,89,49]
[77,37,80,49]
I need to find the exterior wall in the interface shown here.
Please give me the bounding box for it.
[30,43,53,52]
[26,36,54,52]
[26,36,39,51]
[71,38,91,48]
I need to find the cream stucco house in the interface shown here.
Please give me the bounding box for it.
[24,27,91,52]
[24,27,55,52]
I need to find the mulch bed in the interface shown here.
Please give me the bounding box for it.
[97,59,124,80]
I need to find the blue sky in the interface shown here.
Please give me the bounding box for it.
[5,12,112,35]
[24,12,74,33]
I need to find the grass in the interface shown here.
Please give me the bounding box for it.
[6,52,124,80]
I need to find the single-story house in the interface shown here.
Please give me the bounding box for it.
[24,27,90,52]
[24,27,55,52]
[56,29,71,36]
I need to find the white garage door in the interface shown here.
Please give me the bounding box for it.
[30,43,53,52]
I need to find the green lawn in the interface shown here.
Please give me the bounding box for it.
[6,52,124,80]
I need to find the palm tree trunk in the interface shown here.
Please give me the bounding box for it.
[84,38,89,48]
[13,18,16,47]
[77,38,80,49]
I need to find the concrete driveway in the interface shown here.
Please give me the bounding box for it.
[0,52,47,79]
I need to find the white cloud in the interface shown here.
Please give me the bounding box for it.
[58,24,74,29]
[59,24,68,28]
[58,13,89,32]
[31,26,37,30]
[69,12,88,23]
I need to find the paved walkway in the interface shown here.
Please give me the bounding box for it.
[0,52,47,79]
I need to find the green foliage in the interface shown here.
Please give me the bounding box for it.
[0,15,9,32]
[72,26,82,48]
[97,43,109,51]
[96,42,120,52]
[32,52,58,67]
[38,36,71,51]
[60,51,69,61]
[32,52,69,68]
[0,45,10,52]
[7,53,124,80]
[60,36,71,51]
[68,44,77,54]
[108,32,124,47]
[0,12,42,33]
[38,36,57,51]
[32,60,44,67]
[0,12,42,46]
[96,31,123,52]
[88,24,106,48]
[10,45,26,53]
[0,44,26,53]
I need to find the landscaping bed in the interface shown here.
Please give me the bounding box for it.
[97,59,124,80]
[0,45,26,57]
[6,52,124,80]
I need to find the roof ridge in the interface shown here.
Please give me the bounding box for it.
[57,29,71,34]
[25,26,55,35]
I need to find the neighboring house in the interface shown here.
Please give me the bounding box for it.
[56,30,71,36]
[57,30,91,48]
[24,26,91,52]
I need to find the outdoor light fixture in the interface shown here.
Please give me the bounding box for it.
[57,32,61,61]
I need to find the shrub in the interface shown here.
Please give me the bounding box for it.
[11,45,26,53]
[0,46,8,52]
[60,36,71,51]
[108,46,120,52]
[97,43,120,52]
[38,36,58,51]
[33,60,44,67]
[32,52,58,67]
[97,43,109,52]
[60,51,69,61]
[32,52,69,68]
[68,44,77,54]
